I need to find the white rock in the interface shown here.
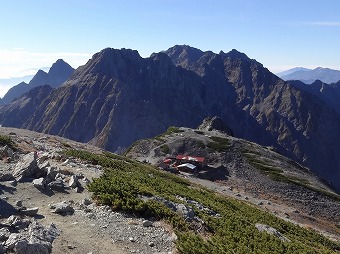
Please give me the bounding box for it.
[13,152,41,181]
[5,233,23,250]
[68,175,79,188]
[21,207,39,216]
[255,223,290,242]
[50,201,74,215]
[33,178,46,190]
[0,227,10,241]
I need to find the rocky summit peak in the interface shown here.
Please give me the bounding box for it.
[97,47,141,60]
[82,47,142,77]
[49,59,73,75]
[197,116,233,135]
[164,45,204,65]
[29,70,49,86]
[223,49,250,61]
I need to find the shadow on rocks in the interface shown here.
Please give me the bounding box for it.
[0,199,18,218]
[0,184,16,195]
[197,165,230,181]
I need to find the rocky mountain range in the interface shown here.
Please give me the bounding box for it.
[1,60,74,104]
[278,67,340,84]
[0,45,339,193]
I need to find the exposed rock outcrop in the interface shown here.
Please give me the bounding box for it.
[2,217,59,254]
[198,116,233,135]
[255,223,290,242]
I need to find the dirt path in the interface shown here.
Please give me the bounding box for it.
[0,127,175,254]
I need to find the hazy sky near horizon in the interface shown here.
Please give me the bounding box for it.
[0,0,340,96]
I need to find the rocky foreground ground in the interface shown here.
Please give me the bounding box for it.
[0,127,339,254]
[0,127,175,254]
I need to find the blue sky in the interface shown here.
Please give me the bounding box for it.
[1,0,340,95]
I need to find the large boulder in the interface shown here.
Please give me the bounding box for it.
[0,227,10,241]
[13,152,43,181]
[21,207,39,216]
[47,180,65,192]
[4,221,59,254]
[68,175,79,188]
[33,178,46,190]
[50,201,74,215]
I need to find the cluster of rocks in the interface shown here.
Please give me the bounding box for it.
[0,216,59,254]
[176,196,221,218]
[0,151,90,195]
[0,145,15,163]
[139,194,221,234]
[0,134,176,253]
[255,223,290,243]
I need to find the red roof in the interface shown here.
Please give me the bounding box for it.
[176,155,206,163]
[163,159,172,164]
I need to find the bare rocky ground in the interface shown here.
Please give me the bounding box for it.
[126,127,340,242]
[0,127,175,254]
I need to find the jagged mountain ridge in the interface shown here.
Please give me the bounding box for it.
[0,45,340,193]
[164,45,340,192]
[1,59,74,104]
[288,79,340,114]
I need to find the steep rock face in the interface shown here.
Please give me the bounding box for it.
[47,59,75,88]
[164,45,340,192]
[1,82,30,105]
[0,85,53,128]
[288,80,340,114]
[1,60,74,104]
[24,48,227,152]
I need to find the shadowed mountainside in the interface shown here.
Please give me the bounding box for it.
[0,45,340,193]
[288,79,340,114]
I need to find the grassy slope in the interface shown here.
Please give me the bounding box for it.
[63,149,340,254]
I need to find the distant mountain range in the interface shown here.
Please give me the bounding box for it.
[0,45,340,193]
[1,60,74,104]
[278,67,340,84]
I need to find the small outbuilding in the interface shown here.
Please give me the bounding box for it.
[177,163,197,172]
